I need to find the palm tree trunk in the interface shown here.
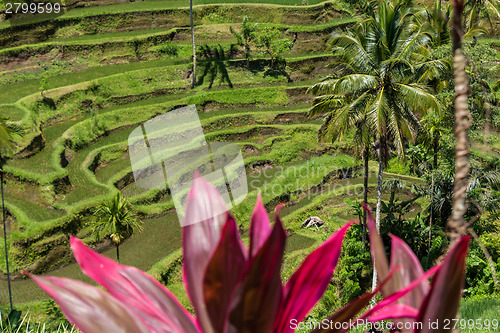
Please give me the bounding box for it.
[429,175,435,251]
[1,169,13,312]
[429,135,438,250]
[362,145,369,251]
[484,96,491,135]
[116,243,120,263]
[372,147,384,293]
[448,0,470,243]
[433,135,438,171]
[190,0,196,88]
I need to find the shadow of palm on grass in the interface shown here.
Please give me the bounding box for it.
[197,45,237,89]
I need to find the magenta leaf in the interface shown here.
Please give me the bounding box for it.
[310,269,397,333]
[415,236,470,333]
[310,286,379,333]
[249,193,272,258]
[390,235,429,309]
[367,304,419,322]
[70,237,198,333]
[183,174,230,333]
[274,222,353,333]
[29,275,150,333]
[358,263,441,324]
[203,215,247,333]
[228,215,287,333]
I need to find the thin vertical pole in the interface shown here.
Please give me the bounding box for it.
[190,0,197,88]
[1,170,13,312]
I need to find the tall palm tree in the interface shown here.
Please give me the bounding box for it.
[0,117,22,312]
[93,192,143,262]
[309,0,439,292]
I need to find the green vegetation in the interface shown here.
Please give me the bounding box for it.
[0,0,498,329]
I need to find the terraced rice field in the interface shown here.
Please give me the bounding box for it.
[0,0,480,306]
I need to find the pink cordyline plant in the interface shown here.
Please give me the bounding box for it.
[28,175,470,333]
[357,204,471,333]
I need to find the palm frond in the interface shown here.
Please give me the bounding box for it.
[330,34,376,74]
[335,74,378,96]
[366,87,389,137]
[415,58,452,83]
[395,83,439,115]
[0,117,23,159]
[307,78,340,95]
[394,28,432,61]
[309,95,343,117]
[463,25,487,40]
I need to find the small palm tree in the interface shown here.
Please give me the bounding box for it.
[0,117,22,312]
[230,16,257,66]
[419,110,447,249]
[93,192,143,262]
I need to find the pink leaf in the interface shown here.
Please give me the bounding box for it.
[29,275,150,333]
[390,235,429,309]
[310,268,397,333]
[274,222,353,333]
[249,193,272,257]
[203,215,247,333]
[368,304,419,322]
[415,236,470,333]
[183,174,230,333]
[358,263,441,322]
[228,215,287,333]
[70,237,198,333]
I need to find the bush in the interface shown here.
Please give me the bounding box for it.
[43,299,71,328]
[154,42,179,57]
[328,225,372,311]
[385,156,408,174]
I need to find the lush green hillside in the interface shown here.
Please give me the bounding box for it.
[0,0,499,329]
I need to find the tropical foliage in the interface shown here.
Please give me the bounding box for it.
[28,176,470,333]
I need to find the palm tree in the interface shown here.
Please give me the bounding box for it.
[0,117,22,312]
[309,0,439,292]
[93,192,143,262]
[420,110,447,249]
